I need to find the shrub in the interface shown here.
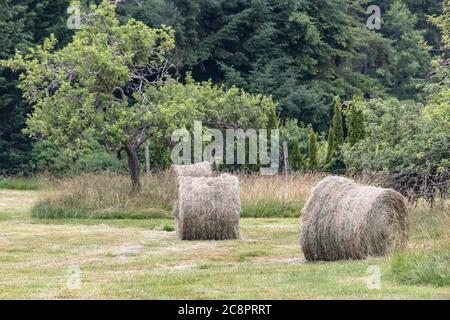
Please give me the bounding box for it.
[343,98,449,203]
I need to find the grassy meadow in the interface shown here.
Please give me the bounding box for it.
[0,173,448,299]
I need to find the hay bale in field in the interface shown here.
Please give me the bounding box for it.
[171,162,214,220]
[177,174,240,240]
[171,161,213,178]
[300,176,409,261]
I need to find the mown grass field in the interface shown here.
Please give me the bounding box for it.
[0,181,448,299]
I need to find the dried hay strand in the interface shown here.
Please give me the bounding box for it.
[177,174,240,240]
[300,176,409,261]
[171,161,213,178]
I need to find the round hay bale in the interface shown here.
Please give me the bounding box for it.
[171,162,213,219]
[171,161,213,178]
[177,174,240,240]
[300,176,409,261]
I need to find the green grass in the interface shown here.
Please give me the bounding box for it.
[388,246,450,287]
[163,224,175,232]
[31,200,172,219]
[386,200,450,288]
[0,177,40,190]
[0,189,449,299]
[241,200,302,218]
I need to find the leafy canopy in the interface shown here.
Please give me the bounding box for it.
[2,0,175,155]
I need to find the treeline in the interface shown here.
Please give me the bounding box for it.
[0,0,448,200]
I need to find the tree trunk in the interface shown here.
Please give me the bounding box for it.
[125,143,141,192]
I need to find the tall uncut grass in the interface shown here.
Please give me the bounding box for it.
[240,173,323,217]
[387,200,450,287]
[31,172,324,219]
[31,172,176,219]
[388,246,450,287]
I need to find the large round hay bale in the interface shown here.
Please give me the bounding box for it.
[300,176,409,261]
[171,162,214,220]
[177,174,240,240]
[171,161,213,178]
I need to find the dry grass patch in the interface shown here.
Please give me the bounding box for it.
[240,173,323,217]
[30,172,325,219]
[31,172,176,219]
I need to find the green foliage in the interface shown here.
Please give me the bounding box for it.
[428,0,449,49]
[146,74,276,139]
[280,119,312,171]
[0,0,72,174]
[346,97,366,146]
[1,0,177,189]
[31,139,127,174]
[325,127,334,165]
[344,4,449,202]
[331,98,344,147]
[121,0,409,132]
[1,1,277,181]
[0,0,447,178]
[289,139,303,171]
[307,130,318,171]
[343,98,449,202]
[382,0,432,98]
[0,2,34,174]
[325,98,345,171]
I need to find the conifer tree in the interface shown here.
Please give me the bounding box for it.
[331,98,344,148]
[289,139,303,171]
[347,101,366,147]
[307,130,318,171]
[325,127,334,164]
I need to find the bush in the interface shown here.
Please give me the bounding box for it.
[343,98,449,203]
[280,119,312,171]
[32,140,128,174]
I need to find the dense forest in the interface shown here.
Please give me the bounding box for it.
[0,0,448,200]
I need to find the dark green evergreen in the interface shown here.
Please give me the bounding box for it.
[0,0,71,173]
[307,130,318,171]
[347,103,366,147]
[289,139,303,171]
